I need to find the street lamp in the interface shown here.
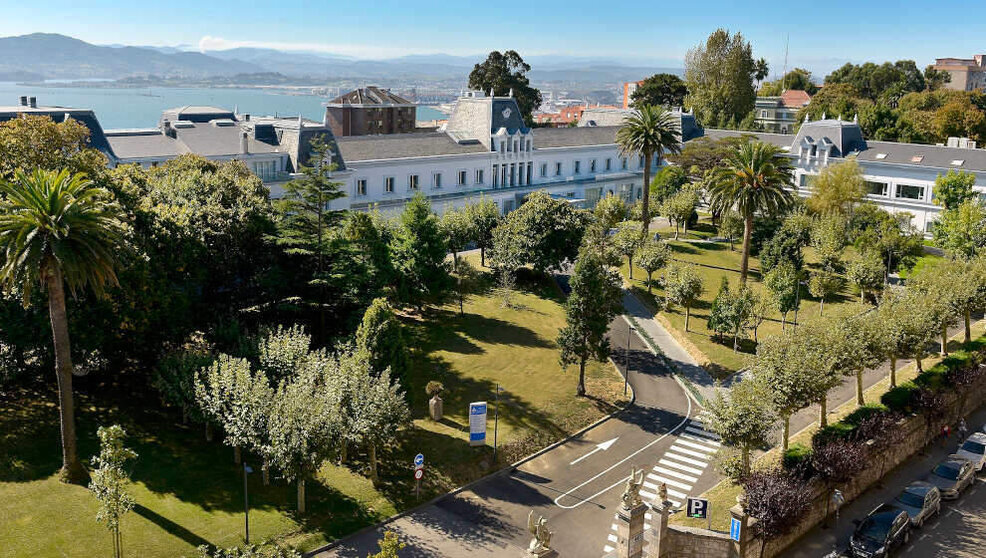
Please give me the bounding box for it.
[492,384,504,463]
[243,463,253,544]
[625,324,636,395]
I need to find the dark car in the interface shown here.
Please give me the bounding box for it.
[890,481,941,527]
[850,504,911,557]
[924,455,975,500]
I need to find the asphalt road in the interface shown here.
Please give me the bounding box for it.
[787,404,986,558]
[316,312,721,557]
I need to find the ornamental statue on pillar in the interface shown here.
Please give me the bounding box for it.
[525,510,555,557]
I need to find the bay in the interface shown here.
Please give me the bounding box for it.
[0,83,447,130]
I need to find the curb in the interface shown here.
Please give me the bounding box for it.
[305,367,636,556]
[624,313,706,407]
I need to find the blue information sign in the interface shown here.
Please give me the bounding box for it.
[469,401,488,446]
[730,517,742,542]
[414,453,424,467]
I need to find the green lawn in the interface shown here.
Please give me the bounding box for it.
[624,218,932,378]
[0,253,627,557]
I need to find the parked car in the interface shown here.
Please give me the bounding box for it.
[889,481,941,527]
[849,504,911,557]
[956,432,986,470]
[924,455,975,499]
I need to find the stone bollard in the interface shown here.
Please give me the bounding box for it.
[643,498,672,558]
[429,395,443,421]
[730,496,751,558]
[617,500,648,558]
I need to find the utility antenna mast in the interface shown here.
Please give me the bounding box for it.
[782,34,789,91]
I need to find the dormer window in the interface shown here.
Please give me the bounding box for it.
[875,153,888,160]
[910,155,924,163]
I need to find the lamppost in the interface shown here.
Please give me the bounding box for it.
[625,324,636,395]
[243,463,253,544]
[492,384,504,463]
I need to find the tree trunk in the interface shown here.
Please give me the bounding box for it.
[234,446,241,465]
[47,268,84,483]
[452,251,458,271]
[856,370,864,406]
[890,356,897,388]
[733,326,740,353]
[647,271,653,294]
[741,447,750,477]
[740,212,753,285]
[782,415,790,451]
[916,353,924,373]
[641,151,653,235]
[297,478,306,514]
[481,247,486,268]
[819,298,824,316]
[340,443,348,464]
[941,324,948,356]
[576,359,586,396]
[628,255,634,279]
[685,304,691,332]
[819,395,828,428]
[781,312,787,331]
[205,421,213,442]
[369,443,379,486]
[262,460,270,486]
[674,222,680,240]
[965,309,972,344]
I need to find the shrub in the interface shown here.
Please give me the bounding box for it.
[425,381,444,397]
[781,443,813,479]
[742,469,813,556]
[881,381,920,412]
[812,421,857,446]
[842,403,890,428]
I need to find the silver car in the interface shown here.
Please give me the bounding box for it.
[956,432,986,471]
[889,481,941,527]
[924,455,975,500]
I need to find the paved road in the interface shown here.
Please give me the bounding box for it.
[788,405,986,558]
[316,307,722,557]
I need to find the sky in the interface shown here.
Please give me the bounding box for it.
[2,0,985,77]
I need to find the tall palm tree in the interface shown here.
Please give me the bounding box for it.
[709,141,794,285]
[616,105,681,236]
[0,169,126,483]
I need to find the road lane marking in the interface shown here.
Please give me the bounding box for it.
[680,433,721,446]
[662,452,709,467]
[569,437,620,466]
[659,459,705,475]
[674,439,718,452]
[646,473,692,490]
[652,466,699,483]
[667,445,712,459]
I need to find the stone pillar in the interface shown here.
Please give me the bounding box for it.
[644,499,672,558]
[729,500,751,558]
[616,501,648,558]
[429,395,443,421]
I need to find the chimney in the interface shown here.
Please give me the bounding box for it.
[163,119,175,138]
[28,97,37,108]
[244,114,250,122]
[18,96,27,106]
[241,131,249,154]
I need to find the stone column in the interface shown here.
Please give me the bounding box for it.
[616,501,648,558]
[729,500,751,558]
[644,499,672,558]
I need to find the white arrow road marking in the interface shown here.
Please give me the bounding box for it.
[570,437,620,466]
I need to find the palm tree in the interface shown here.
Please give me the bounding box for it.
[0,169,126,483]
[616,105,681,236]
[709,141,794,285]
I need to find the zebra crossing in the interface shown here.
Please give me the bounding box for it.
[602,413,719,554]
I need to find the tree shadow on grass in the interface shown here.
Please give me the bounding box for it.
[133,504,212,549]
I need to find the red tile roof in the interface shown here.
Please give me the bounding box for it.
[781,89,812,108]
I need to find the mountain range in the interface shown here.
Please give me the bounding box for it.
[0,33,680,84]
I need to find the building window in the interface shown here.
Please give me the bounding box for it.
[510,164,516,186]
[356,179,367,196]
[896,184,925,200]
[605,158,612,171]
[433,172,442,189]
[385,176,395,193]
[799,174,817,189]
[590,159,597,173]
[500,141,505,153]
[574,161,581,174]
[925,220,937,234]
[492,165,499,187]
[865,180,888,197]
[555,162,562,176]
[760,110,768,118]
[527,162,533,184]
[458,170,468,186]
[541,163,548,177]
[639,155,644,168]
[409,174,419,190]
[476,169,484,184]
[526,139,532,152]
[621,158,628,170]
[502,164,507,185]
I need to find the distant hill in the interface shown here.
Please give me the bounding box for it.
[0,33,261,79]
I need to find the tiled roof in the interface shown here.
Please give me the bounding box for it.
[781,90,812,108]
[329,87,413,106]
[534,126,620,147]
[335,132,488,161]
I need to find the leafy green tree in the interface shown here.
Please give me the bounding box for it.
[391,194,452,310]
[635,239,672,294]
[0,114,108,181]
[748,288,775,343]
[824,312,880,408]
[718,210,744,250]
[196,543,301,558]
[367,531,406,558]
[706,377,776,475]
[875,288,938,384]
[664,262,705,332]
[810,213,848,271]
[345,354,411,486]
[153,333,214,430]
[611,221,644,278]
[558,248,624,396]
[195,355,273,466]
[759,227,806,274]
[631,73,688,109]
[661,187,700,239]
[355,297,409,385]
[846,252,885,302]
[490,190,591,274]
[807,158,866,216]
[616,106,682,235]
[808,268,843,316]
[851,205,923,277]
[89,425,137,558]
[650,165,689,205]
[439,206,472,270]
[753,57,770,88]
[910,264,965,357]
[933,199,986,259]
[759,68,818,96]
[763,262,800,330]
[593,193,628,231]
[0,169,126,483]
[933,170,977,210]
[342,211,394,306]
[468,50,542,124]
[825,60,926,101]
[709,141,795,284]
[465,197,500,268]
[684,29,757,127]
[924,65,952,91]
[707,277,734,342]
[751,330,821,450]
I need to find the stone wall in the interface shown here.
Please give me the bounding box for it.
[665,525,734,558]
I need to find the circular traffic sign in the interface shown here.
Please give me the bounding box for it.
[414,468,424,480]
[414,453,424,467]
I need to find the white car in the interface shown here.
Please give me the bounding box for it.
[956,432,986,471]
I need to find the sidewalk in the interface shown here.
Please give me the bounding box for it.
[622,289,718,403]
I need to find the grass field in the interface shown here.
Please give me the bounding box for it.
[0,253,627,556]
[622,218,927,378]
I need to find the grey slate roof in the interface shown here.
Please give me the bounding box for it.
[0,106,113,154]
[858,140,986,172]
[329,86,413,106]
[535,126,620,148]
[491,98,529,134]
[335,132,488,162]
[791,119,866,157]
[698,129,795,149]
[105,131,183,159]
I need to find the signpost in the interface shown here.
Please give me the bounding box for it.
[413,454,425,500]
[469,401,488,447]
[687,497,711,530]
[730,517,742,542]
[243,463,253,544]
